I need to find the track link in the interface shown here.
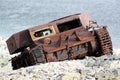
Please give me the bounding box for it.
[95,27,113,55]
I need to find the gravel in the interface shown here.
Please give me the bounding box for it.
[0,37,120,80]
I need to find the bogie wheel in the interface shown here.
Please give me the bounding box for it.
[94,27,113,56]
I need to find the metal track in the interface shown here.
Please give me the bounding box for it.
[95,27,113,56]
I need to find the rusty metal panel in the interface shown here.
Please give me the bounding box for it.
[79,13,92,29]
[6,30,33,54]
[40,27,95,53]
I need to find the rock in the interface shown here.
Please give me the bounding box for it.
[0,37,120,80]
[60,73,81,80]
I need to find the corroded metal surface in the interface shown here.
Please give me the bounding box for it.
[6,13,113,70]
[94,27,113,56]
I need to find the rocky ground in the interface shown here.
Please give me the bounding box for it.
[0,37,120,80]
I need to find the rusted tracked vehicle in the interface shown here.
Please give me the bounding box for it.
[6,13,113,70]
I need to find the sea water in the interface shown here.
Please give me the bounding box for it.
[0,0,120,48]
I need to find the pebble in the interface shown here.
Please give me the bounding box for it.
[0,37,120,80]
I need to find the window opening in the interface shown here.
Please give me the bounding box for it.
[34,29,52,37]
[57,19,82,32]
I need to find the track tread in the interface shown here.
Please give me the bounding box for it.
[95,27,113,55]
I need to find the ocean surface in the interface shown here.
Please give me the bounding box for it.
[0,0,120,48]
